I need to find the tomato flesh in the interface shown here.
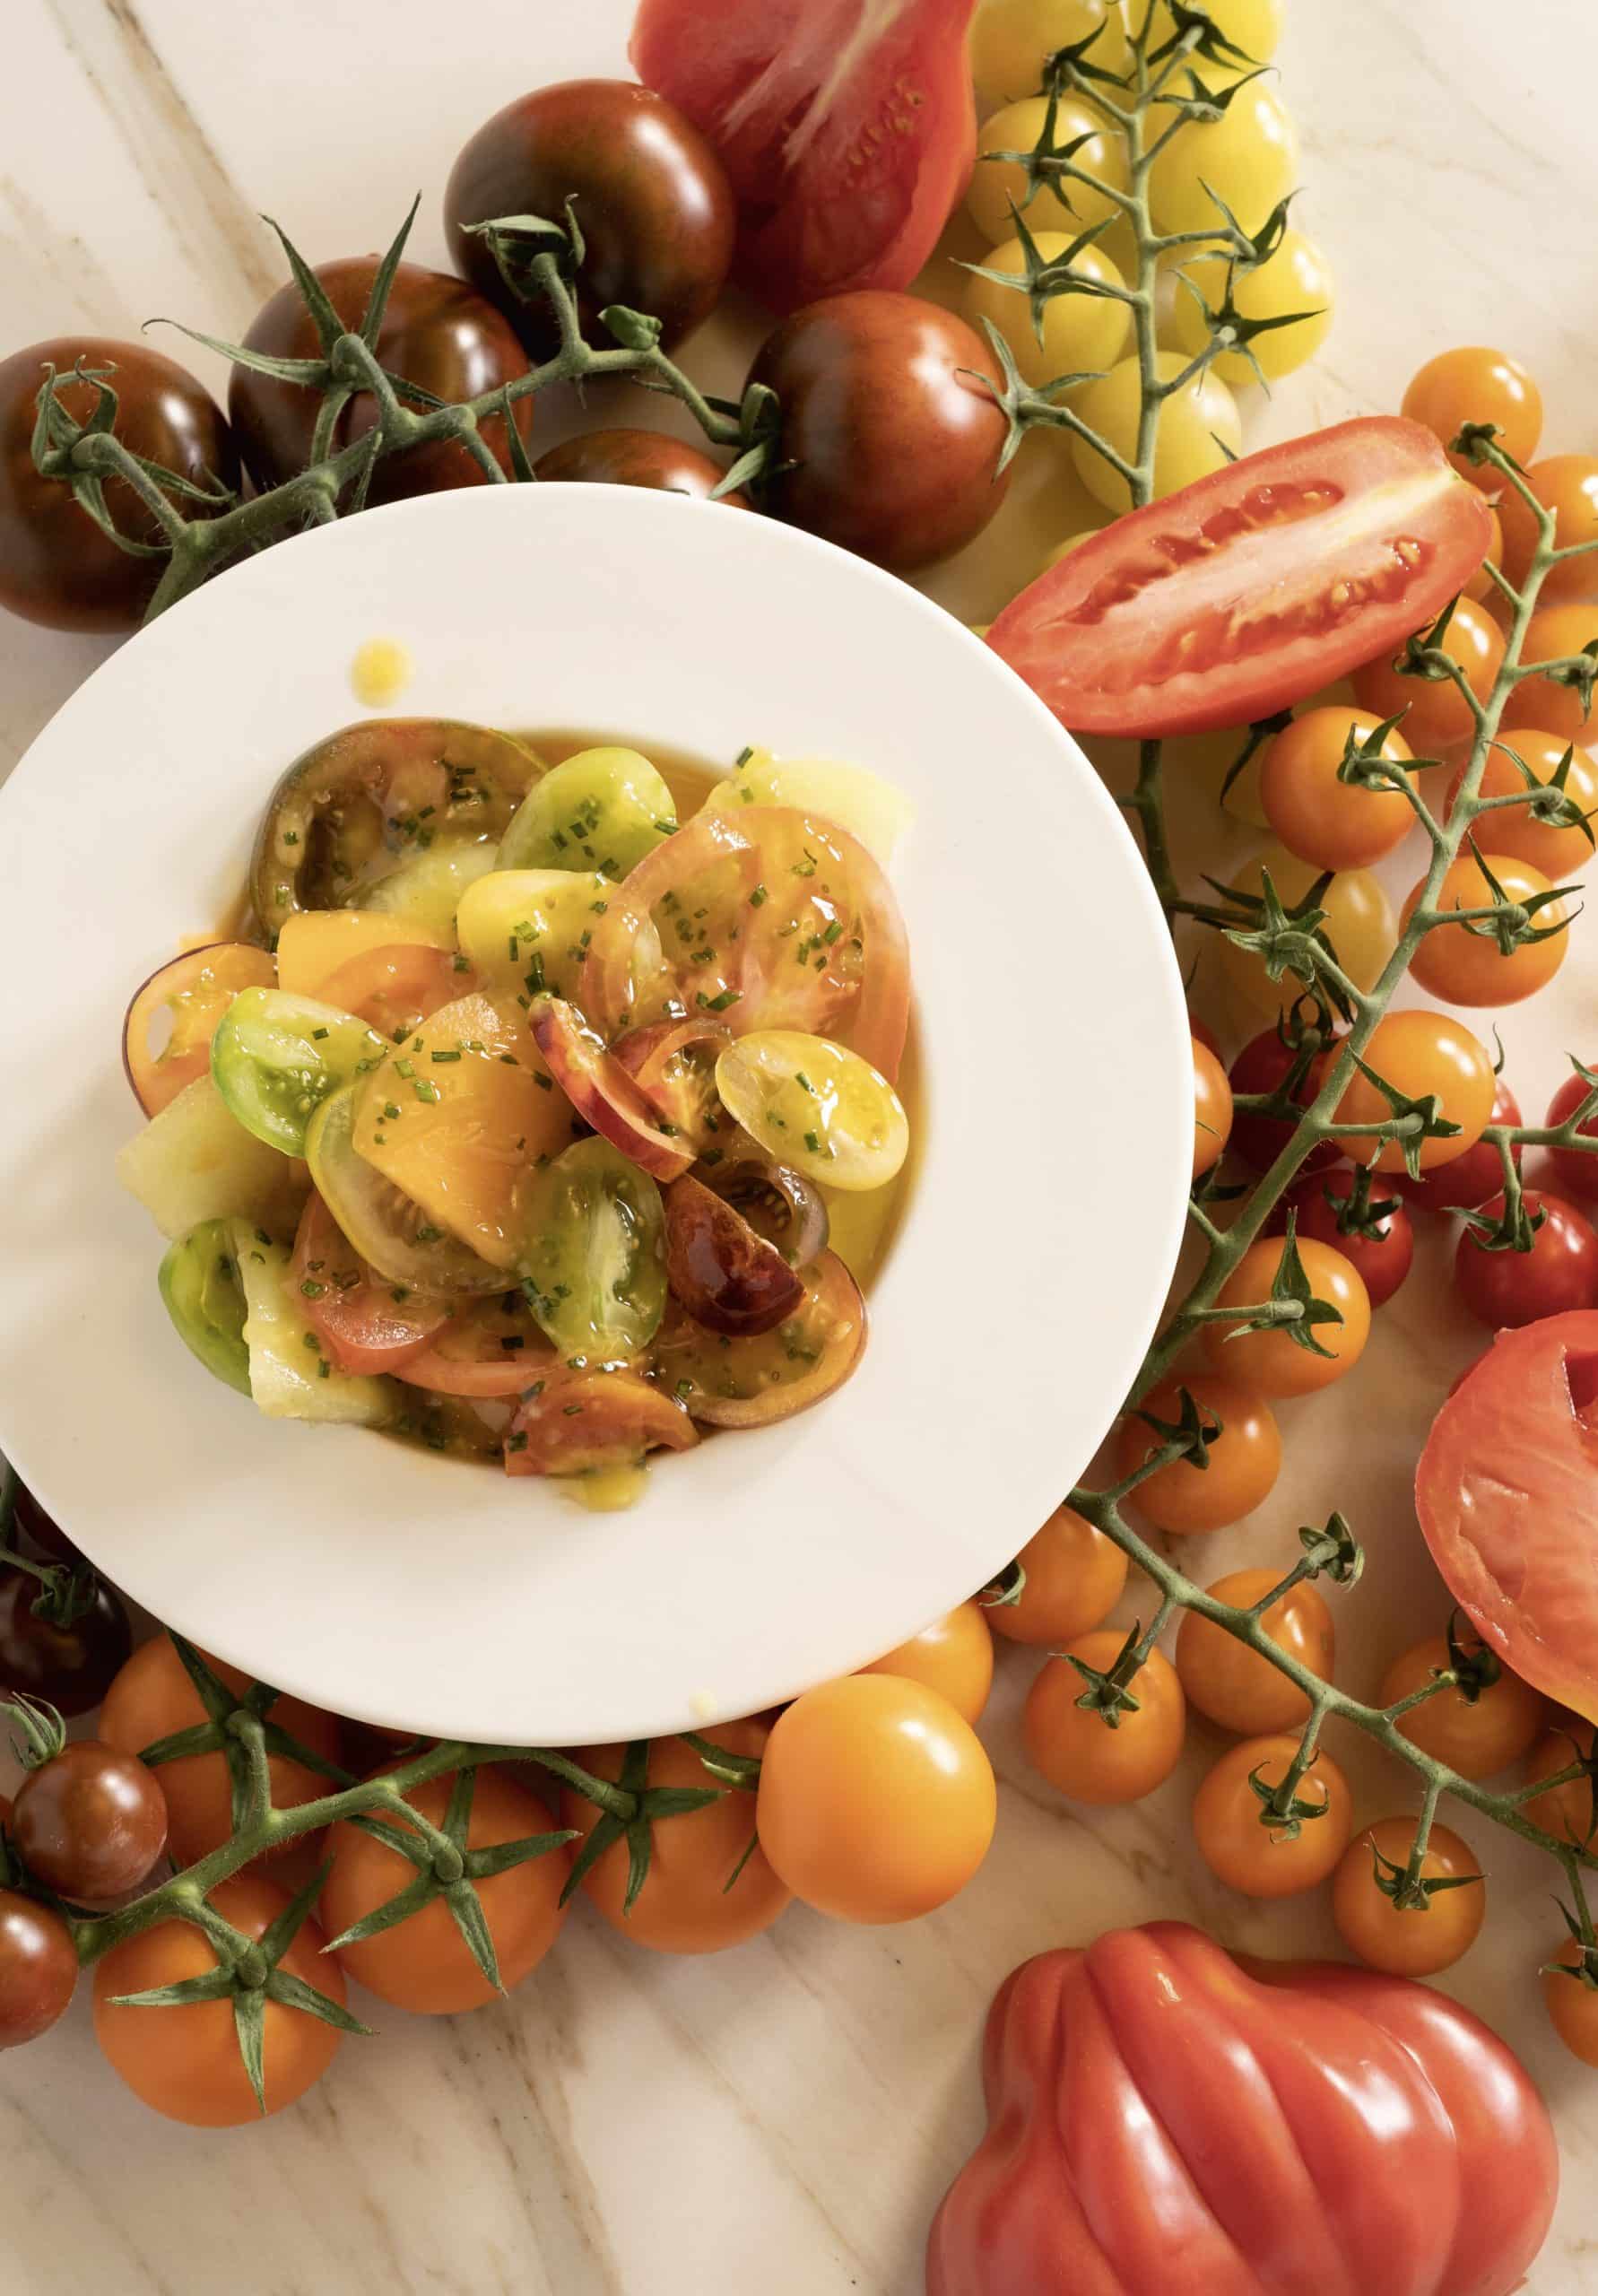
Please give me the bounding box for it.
[123,944,276,1117]
[988,417,1495,737]
[291,1193,451,1374]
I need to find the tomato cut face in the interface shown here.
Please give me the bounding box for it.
[1417,1310,1598,1725]
[505,1367,698,1478]
[395,1292,557,1397]
[290,1192,452,1375]
[630,0,977,315]
[123,944,277,1117]
[988,417,1496,738]
[531,997,696,1182]
[654,1248,866,1426]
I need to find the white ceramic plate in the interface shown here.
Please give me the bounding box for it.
[0,484,1187,1744]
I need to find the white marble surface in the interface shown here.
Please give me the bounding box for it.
[4,3,1598,2291]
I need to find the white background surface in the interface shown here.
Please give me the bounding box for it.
[4,3,1598,2292]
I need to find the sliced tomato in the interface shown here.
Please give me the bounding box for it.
[1416,1310,1598,1725]
[290,1192,452,1374]
[123,944,277,1116]
[989,418,1496,738]
[612,1018,734,1156]
[654,1248,866,1426]
[531,997,695,1182]
[630,0,977,316]
[319,943,474,1043]
[396,1293,557,1398]
[505,1367,699,1477]
[586,806,909,1083]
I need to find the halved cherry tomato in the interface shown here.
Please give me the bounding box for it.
[1546,1070,1598,1202]
[321,943,474,1041]
[653,1248,866,1427]
[396,1292,557,1397]
[505,1367,698,1478]
[531,996,693,1181]
[987,418,1495,738]
[613,1017,733,1155]
[123,944,277,1117]
[586,807,909,1084]
[290,1193,451,1374]
[630,0,977,314]
[1454,1190,1598,1327]
[663,1174,803,1336]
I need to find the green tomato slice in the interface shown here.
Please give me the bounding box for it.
[304,1083,507,1297]
[715,1031,909,1191]
[211,987,389,1156]
[498,747,676,881]
[517,1136,667,1360]
[158,1217,252,1396]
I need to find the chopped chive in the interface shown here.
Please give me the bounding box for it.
[310,1025,329,1041]
[430,1049,463,1063]
[300,1279,326,1299]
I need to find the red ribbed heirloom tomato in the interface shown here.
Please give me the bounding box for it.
[926,1922,1557,2296]
[1418,1310,1598,1722]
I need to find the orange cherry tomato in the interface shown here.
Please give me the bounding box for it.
[93,1874,346,2126]
[1023,1634,1185,1806]
[1498,456,1598,604]
[1174,1568,1335,1735]
[1258,707,1416,870]
[1544,1937,1598,2066]
[1444,728,1598,883]
[1331,1816,1485,1978]
[1524,1718,1597,1845]
[1351,596,1505,755]
[1192,1732,1353,1898]
[1463,502,1505,604]
[986,1504,1128,1648]
[1334,1010,1496,1173]
[98,1635,343,1874]
[1192,1036,1234,1179]
[1203,1235,1371,1397]
[1401,346,1542,486]
[1504,602,1598,742]
[1378,1632,1545,1779]
[1117,1374,1281,1535]
[1403,848,1568,1008]
[560,1724,790,1953]
[321,1765,568,2013]
[755,1675,995,1924]
[859,1602,994,1725]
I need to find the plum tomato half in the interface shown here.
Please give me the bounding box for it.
[11,1742,168,1905]
[445,80,734,360]
[1116,1375,1281,1535]
[747,293,1012,573]
[1454,1190,1598,1328]
[1268,1169,1414,1308]
[229,257,534,504]
[988,418,1495,738]
[0,337,238,631]
[0,1570,133,1718]
[533,428,748,504]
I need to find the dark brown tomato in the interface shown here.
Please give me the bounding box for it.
[12,1743,169,1906]
[9,1483,82,1566]
[0,338,238,632]
[0,1891,76,2049]
[445,81,735,361]
[664,1175,804,1336]
[0,1571,133,1718]
[747,292,1012,571]
[229,257,534,505]
[534,427,748,505]
[505,1368,699,1478]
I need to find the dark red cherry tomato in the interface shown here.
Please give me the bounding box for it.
[8,1483,82,1566]
[445,81,735,361]
[0,338,237,632]
[664,1175,804,1335]
[749,293,1011,572]
[1403,1077,1522,1213]
[12,1743,168,1906]
[229,257,534,504]
[0,1890,76,2048]
[0,1570,134,1718]
[1455,1190,1598,1327]
[1227,1023,1342,1177]
[1546,1070,1598,1203]
[1269,1170,1414,1308]
[533,428,749,505]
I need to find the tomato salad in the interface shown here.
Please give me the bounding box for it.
[117,724,915,1507]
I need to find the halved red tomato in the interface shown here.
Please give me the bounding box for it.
[396,1292,557,1397]
[290,1193,451,1374]
[505,1366,699,1476]
[586,806,909,1083]
[320,944,474,1042]
[613,1018,733,1155]
[123,944,277,1115]
[531,997,695,1181]
[1417,1310,1598,1724]
[989,418,1496,738]
[630,0,977,315]
[654,1248,866,1426]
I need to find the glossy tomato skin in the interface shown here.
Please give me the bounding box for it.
[446,81,734,359]
[12,1742,168,1904]
[1454,1190,1598,1327]
[1401,1074,1520,1212]
[927,1922,1558,2296]
[1337,1010,1497,1175]
[1402,345,1542,486]
[988,417,1494,738]
[0,337,238,631]
[533,428,748,504]
[0,1571,132,1718]
[1193,1733,1353,1898]
[1175,1568,1334,1735]
[1190,1036,1232,1179]
[1118,1374,1281,1535]
[230,257,534,504]
[1352,594,1506,756]
[1331,1818,1485,1979]
[1227,1023,1341,1176]
[1378,1632,1544,1779]
[986,1505,1128,1647]
[859,1603,994,1725]
[1270,1170,1414,1307]
[94,1874,345,2125]
[1545,1070,1598,1201]
[631,0,977,313]
[1024,1637,1185,1806]
[0,1890,77,2049]
[1203,1234,1371,1397]
[748,293,1011,572]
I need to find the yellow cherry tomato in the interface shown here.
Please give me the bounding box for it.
[1402,346,1542,488]
[1217,843,1396,1016]
[1403,848,1568,1009]
[1192,1733,1353,1898]
[1331,1817,1486,1978]
[1071,350,1241,511]
[986,1503,1129,1646]
[859,1602,995,1726]
[1334,1010,1498,1174]
[1149,81,1298,238]
[1169,228,1334,385]
[1023,1633,1185,1805]
[970,0,1132,104]
[1203,1235,1370,1397]
[1544,1938,1598,2066]
[715,1031,908,1192]
[1378,1632,1546,1779]
[1192,1034,1233,1178]
[1116,1372,1281,1535]
[1145,0,1283,57]
[1503,603,1598,744]
[968,95,1131,242]
[1498,456,1598,604]
[1175,1567,1335,1735]
[1259,707,1415,871]
[964,230,1132,391]
[1445,730,1598,883]
[755,1676,996,1924]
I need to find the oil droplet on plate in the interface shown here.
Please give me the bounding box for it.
[351,638,413,709]
[564,1464,649,1512]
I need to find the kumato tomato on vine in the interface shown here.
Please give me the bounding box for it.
[859,1603,994,1726]
[1403,849,1569,1008]
[1402,346,1543,485]
[985,1505,1128,1647]
[1331,1818,1486,1979]
[11,1741,167,1905]
[1334,1010,1498,1173]
[1378,1631,1546,1779]
[1116,1374,1281,1535]
[1023,1635,1185,1807]
[0,1890,76,2051]
[1192,1733,1353,1898]
[1175,1570,1335,1735]
[0,1568,132,1718]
